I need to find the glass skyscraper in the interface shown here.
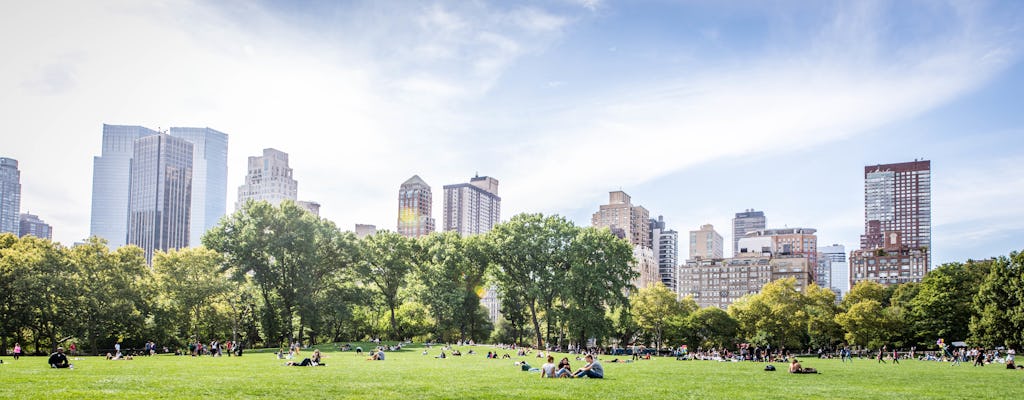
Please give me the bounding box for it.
[126,135,194,264]
[0,157,21,235]
[170,127,228,245]
[90,125,159,248]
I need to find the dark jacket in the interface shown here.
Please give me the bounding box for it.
[48,351,69,368]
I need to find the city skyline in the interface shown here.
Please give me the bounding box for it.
[2,1,1023,265]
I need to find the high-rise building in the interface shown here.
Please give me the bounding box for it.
[169,127,228,246]
[736,227,818,278]
[443,175,501,236]
[591,191,651,248]
[633,245,659,290]
[236,148,298,210]
[679,252,813,309]
[90,125,159,247]
[19,213,52,240]
[818,244,848,298]
[850,231,928,286]
[732,209,766,256]
[398,175,435,237]
[649,216,679,292]
[689,224,724,259]
[126,134,193,264]
[861,160,931,268]
[355,224,377,238]
[0,157,21,235]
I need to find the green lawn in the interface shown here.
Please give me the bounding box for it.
[1,343,1022,399]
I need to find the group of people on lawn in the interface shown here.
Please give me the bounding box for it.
[537,354,604,379]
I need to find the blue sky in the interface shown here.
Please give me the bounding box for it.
[1,0,1022,266]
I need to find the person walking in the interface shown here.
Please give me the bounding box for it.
[892,348,900,365]
[13,343,22,360]
[877,346,886,364]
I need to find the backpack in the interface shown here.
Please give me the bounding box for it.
[764,365,776,371]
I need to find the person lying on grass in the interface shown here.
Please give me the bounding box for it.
[287,349,324,366]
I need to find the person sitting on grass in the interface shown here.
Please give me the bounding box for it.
[369,348,385,361]
[436,351,447,359]
[540,356,556,378]
[789,358,818,374]
[555,357,573,378]
[48,347,71,369]
[572,355,603,379]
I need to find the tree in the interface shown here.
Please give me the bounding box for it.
[489,213,577,348]
[632,282,691,351]
[1,236,76,353]
[841,281,890,310]
[907,261,987,345]
[358,230,416,339]
[970,252,1024,348]
[204,200,352,345]
[69,238,151,355]
[563,227,635,348]
[683,307,738,349]
[728,278,807,349]
[152,247,232,346]
[803,284,842,349]
[415,232,491,342]
[835,300,890,348]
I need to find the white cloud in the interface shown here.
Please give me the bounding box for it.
[0,0,1019,253]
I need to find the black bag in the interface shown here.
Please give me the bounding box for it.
[764,365,775,371]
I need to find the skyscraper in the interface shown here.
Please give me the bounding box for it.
[818,244,848,297]
[591,191,651,248]
[649,216,679,292]
[0,157,21,235]
[169,127,228,245]
[443,175,501,236]
[126,134,193,264]
[398,175,435,237]
[236,148,298,210]
[861,160,932,267]
[732,209,765,256]
[90,125,159,247]
[19,213,52,240]
[689,224,724,259]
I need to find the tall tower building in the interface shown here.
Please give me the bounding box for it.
[649,216,679,292]
[90,125,159,247]
[0,157,21,235]
[818,244,848,297]
[591,191,651,248]
[861,160,932,267]
[236,148,298,210]
[732,209,766,256]
[398,175,435,237]
[169,127,228,245]
[126,134,193,264]
[689,224,724,259]
[443,175,501,236]
[19,213,52,240]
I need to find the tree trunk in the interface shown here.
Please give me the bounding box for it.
[389,305,397,340]
[528,300,543,349]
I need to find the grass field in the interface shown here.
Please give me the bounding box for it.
[2,343,1023,399]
